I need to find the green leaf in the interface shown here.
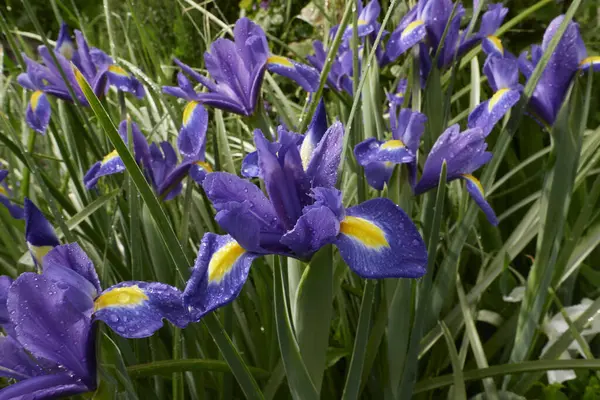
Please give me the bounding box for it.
[126,359,270,379]
[293,245,334,392]
[439,321,467,400]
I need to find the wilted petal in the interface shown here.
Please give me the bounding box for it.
[335,198,427,278]
[94,281,189,338]
[183,234,258,322]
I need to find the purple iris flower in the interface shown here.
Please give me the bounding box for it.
[355,108,426,190]
[468,39,522,135]
[414,125,498,225]
[0,203,188,399]
[183,115,427,321]
[0,168,24,219]
[163,18,319,116]
[518,15,600,126]
[84,111,210,199]
[307,40,354,95]
[17,23,144,134]
[330,0,381,42]
[386,1,507,72]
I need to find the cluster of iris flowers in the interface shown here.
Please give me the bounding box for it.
[2,0,599,397]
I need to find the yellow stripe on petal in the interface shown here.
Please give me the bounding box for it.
[195,161,213,172]
[28,244,54,266]
[94,286,149,311]
[488,88,509,111]
[102,150,119,165]
[108,65,130,77]
[401,20,425,39]
[580,56,600,68]
[487,35,504,55]
[357,19,368,26]
[30,91,44,112]
[340,216,389,249]
[183,101,198,126]
[267,55,294,68]
[381,139,406,149]
[208,241,246,283]
[462,173,485,195]
[0,186,7,196]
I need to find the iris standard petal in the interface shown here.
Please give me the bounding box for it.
[299,100,328,169]
[483,55,521,93]
[26,91,51,134]
[305,121,344,188]
[43,243,102,295]
[94,281,189,338]
[462,174,498,226]
[280,206,340,259]
[117,119,150,165]
[184,233,258,322]
[266,55,320,92]
[335,198,427,278]
[478,4,508,37]
[194,91,249,115]
[391,108,427,154]
[24,198,60,267]
[467,88,520,135]
[0,372,91,400]
[56,23,75,60]
[7,273,95,386]
[178,102,208,159]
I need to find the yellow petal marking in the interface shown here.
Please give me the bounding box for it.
[208,241,246,283]
[580,56,600,68]
[0,186,7,196]
[94,285,149,311]
[195,161,213,172]
[340,216,389,249]
[108,65,130,76]
[28,244,54,266]
[30,91,44,112]
[486,35,504,55]
[381,139,406,149]
[102,150,119,165]
[462,174,485,196]
[267,55,294,68]
[488,88,510,111]
[183,101,198,126]
[401,20,425,39]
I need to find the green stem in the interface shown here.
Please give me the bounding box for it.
[20,129,37,200]
[126,359,270,379]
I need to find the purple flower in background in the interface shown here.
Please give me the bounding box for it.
[307,40,354,95]
[183,116,427,322]
[355,109,426,190]
[331,0,381,42]
[468,38,522,135]
[519,15,600,126]
[24,198,60,268]
[414,125,498,225]
[84,113,209,199]
[0,168,24,219]
[17,23,144,134]
[163,18,319,116]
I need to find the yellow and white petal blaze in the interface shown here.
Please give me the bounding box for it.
[401,20,425,39]
[580,56,600,68]
[462,174,485,196]
[267,55,294,68]
[102,150,119,165]
[183,101,199,126]
[94,285,149,311]
[340,216,390,249]
[28,243,55,267]
[488,88,510,111]
[195,161,213,172]
[487,35,504,55]
[208,241,246,283]
[381,139,406,150]
[30,91,44,112]
[108,65,130,77]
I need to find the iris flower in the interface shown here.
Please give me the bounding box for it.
[386,1,507,71]
[183,115,427,321]
[414,125,498,225]
[0,202,188,398]
[468,39,522,135]
[17,23,144,134]
[518,15,600,126]
[84,112,210,199]
[355,108,426,190]
[163,18,320,116]
[0,168,24,219]
[307,41,354,95]
[330,0,381,42]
